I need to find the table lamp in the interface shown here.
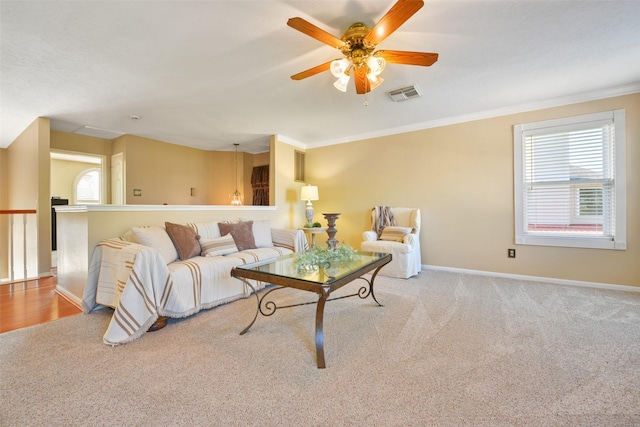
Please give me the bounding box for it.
[300,185,319,226]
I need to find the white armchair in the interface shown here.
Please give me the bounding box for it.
[361,207,422,278]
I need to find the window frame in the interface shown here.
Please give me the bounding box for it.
[513,110,626,250]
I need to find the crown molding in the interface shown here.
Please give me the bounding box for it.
[306,83,640,149]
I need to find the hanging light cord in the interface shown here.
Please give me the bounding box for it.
[234,144,238,193]
[231,143,242,205]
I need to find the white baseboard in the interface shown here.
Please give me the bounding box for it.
[55,285,84,310]
[423,265,640,294]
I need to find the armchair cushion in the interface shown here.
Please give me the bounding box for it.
[379,226,413,242]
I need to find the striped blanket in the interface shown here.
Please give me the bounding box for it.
[83,237,301,345]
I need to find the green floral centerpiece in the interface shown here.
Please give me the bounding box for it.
[295,244,357,273]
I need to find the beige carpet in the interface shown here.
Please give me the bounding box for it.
[1,270,639,426]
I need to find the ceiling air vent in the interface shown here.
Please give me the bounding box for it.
[387,85,422,102]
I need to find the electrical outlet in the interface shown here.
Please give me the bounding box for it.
[508,248,516,258]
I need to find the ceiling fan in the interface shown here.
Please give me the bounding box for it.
[287,0,438,94]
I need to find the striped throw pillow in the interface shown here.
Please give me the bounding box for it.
[200,234,238,257]
[379,226,412,242]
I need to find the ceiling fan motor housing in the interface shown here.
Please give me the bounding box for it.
[340,23,375,68]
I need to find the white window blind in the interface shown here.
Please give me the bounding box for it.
[514,110,626,250]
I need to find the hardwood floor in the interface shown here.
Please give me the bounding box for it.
[0,275,82,334]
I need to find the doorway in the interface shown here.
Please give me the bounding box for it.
[50,150,106,267]
[50,150,106,204]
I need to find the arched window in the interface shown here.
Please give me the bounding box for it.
[74,168,101,204]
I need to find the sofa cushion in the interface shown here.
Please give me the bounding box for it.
[200,234,238,257]
[226,246,294,264]
[219,220,257,251]
[379,226,413,242]
[165,222,201,261]
[252,219,274,248]
[132,226,178,264]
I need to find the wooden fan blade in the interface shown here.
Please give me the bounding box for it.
[354,66,370,94]
[365,0,424,45]
[377,50,438,66]
[290,60,336,80]
[287,17,346,49]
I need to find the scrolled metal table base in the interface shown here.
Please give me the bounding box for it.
[239,264,385,368]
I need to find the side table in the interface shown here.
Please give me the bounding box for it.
[301,227,326,248]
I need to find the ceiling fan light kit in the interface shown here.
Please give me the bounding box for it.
[287,0,438,95]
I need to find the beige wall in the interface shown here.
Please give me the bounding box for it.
[4,118,52,276]
[271,136,309,229]
[305,93,640,288]
[50,131,112,157]
[0,148,7,277]
[116,134,213,205]
[113,134,268,205]
[0,148,7,208]
[253,151,269,166]
[50,131,112,204]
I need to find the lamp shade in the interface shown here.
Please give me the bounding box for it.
[300,185,319,201]
[330,58,350,78]
[333,74,350,92]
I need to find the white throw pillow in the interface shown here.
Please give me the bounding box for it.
[379,226,413,242]
[200,234,238,257]
[132,226,178,264]
[119,229,138,243]
[252,220,274,248]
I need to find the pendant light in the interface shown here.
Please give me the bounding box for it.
[231,143,242,206]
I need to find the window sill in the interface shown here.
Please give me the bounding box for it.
[516,235,626,250]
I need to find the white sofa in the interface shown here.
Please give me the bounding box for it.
[361,207,422,278]
[82,219,308,345]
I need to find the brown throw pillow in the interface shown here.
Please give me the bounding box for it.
[165,222,201,260]
[218,220,257,251]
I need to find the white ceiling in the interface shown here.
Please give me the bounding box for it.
[2,0,639,154]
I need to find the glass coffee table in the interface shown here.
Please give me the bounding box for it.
[231,251,391,368]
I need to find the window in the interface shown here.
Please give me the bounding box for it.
[514,110,626,250]
[74,168,101,204]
